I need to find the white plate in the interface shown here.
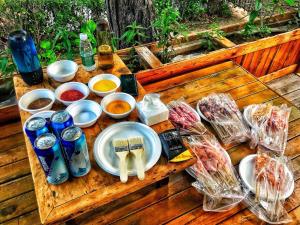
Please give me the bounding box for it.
[239,154,294,200]
[93,121,162,176]
[196,101,210,122]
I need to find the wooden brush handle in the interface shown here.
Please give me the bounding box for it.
[118,153,128,183]
[132,150,145,180]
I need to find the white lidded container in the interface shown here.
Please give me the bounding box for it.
[137,94,169,126]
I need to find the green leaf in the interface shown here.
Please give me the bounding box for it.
[40,40,51,49]
[249,11,259,24]
[86,20,97,32]
[284,0,295,6]
[255,0,262,10]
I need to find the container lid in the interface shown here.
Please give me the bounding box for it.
[80,33,88,41]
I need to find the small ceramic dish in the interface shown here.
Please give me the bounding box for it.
[47,60,78,82]
[55,82,89,106]
[239,154,294,200]
[23,110,55,132]
[18,89,55,114]
[101,92,136,119]
[66,100,102,128]
[88,74,121,97]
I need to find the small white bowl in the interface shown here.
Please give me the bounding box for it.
[47,60,78,82]
[66,100,102,128]
[88,74,120,97]
[101,92,136,119]
[18,89,55,114]
[55,82,89,106]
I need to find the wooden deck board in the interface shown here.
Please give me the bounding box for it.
[2,61,300,224]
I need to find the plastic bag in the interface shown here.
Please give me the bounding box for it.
[186,134,246,211]
[244,104,290,153]
[197,93,250,145]
[242,148,294,224]
[168,98,200,129]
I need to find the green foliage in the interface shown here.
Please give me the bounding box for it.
[153,5,187,63]
[200,23,224,51]
[0,49,15,80]
[0,0,105,46]
[120,22,148,73]
[177,0,207,21]
[243,0,297,37]
[120,22,148,46]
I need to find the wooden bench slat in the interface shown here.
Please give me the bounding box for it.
[0,145,28,167]
[0,175,33,203]
[0,191,37,223]
[0,159,31,184]
[134,46,163,69]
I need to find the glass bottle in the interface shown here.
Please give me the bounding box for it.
[8,30,43,86]
[79,33,96,72]
[96,20,114,70]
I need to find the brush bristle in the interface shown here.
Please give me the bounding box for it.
[128,136,144,151]
[113,139,129,152]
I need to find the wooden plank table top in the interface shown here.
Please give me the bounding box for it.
[13,54,196,225]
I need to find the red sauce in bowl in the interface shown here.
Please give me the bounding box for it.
[60,90,84,101]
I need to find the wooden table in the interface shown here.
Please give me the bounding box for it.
[13,54,196,225]
[68,60,300,225]
[13,56,300,225]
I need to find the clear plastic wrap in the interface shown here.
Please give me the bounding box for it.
[197,93,250,145]
[242,149,294,224]
[168,98,200,129]
[186,134,246,211]
[244,104,291,153]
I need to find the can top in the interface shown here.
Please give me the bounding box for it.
[26,117,46,131]
[51,110,70,123]
[62,126,82,142]
[35,133,56,150]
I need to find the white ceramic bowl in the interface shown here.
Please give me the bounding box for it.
[66,100,102,128]
[101,92,136,119]
[18,89,55,114]
[55,82,89,106]
[47,60,78,82]
[88,74,121,97]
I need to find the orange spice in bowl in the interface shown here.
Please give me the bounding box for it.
[106,100,131,114]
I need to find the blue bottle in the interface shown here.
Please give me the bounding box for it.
[8,30,43,85]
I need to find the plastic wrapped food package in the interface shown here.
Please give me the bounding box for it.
[244,104,291,153]
[197,93,250,145]
[243,150,294,224]
[186,134,246,211]
[168,98,200,129]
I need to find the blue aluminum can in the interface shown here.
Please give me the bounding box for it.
[25,117,49,146]
[61,126,91,177]
[34,133,69,185]
[50,110,74,139]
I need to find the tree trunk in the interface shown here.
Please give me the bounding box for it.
[106,0,156,48]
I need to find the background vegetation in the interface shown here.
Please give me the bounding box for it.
[0,0,298,83]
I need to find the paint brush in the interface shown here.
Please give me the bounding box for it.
[112,139,130,183]
[128,136,145,180]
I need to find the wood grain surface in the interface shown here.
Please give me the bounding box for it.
[12,54,196,224]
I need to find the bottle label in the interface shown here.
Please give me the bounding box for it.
[81,55,95,67]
